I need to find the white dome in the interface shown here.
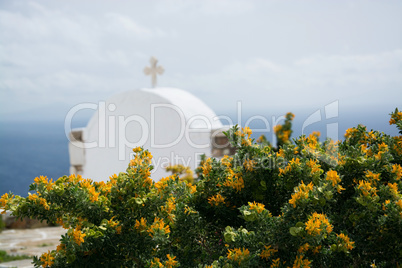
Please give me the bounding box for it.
[77,87,222,181]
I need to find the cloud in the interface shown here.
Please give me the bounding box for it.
[105,13,167,39]
[155,0,254,16]
[165,50,402,111]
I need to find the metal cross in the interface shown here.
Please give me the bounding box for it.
[143,56,164,88]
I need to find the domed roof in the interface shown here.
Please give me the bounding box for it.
[76,87,222,181]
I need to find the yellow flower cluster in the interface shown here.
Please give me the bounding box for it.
[150,254,178,268]
[292,255,312,268]
[297,243,309,253]
[227,247,250,265]
[248,201,265,213]
[223,169,244,192]
[326,170,340,186]
[221,155,232,168]
[201,158,212,176]
[289,181,314,208]
[391,164,402,180]
[27,193,50,210]
[155,176,175,194]
[393,136,402,155]
[147,217,170,237]
[240,127,253,146]
[0,193,14,214]
[365,171,380,185]
[243,159,255,171]
[344,127,358,139]
[389,111,402,125]
[162,196,176,222]
[72,228,86,246]
[306,133,319,152]
[134,217,147,231]
[271,258,281,267]
[165,254,178,268]
[358,180,377,198]
[325,170,345,193]
[208,194,225,206]
[336,233,355,251]
[40,250,55,268]
[305,212,333,236]
[186,182,197,194]
[387,182,399,198]
[274,125,291,143]
[130,147,153,166]
[374,142,388,161]
[260,245,278,260]
[306,159,321,175]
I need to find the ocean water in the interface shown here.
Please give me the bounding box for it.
[0,121,80,197]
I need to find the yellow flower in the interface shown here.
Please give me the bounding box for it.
[395,199,402,210]
[297,243,309,253]
[306,159,321,175]
[326,170,341,187]
[337,233,355,251]
[305,212,333,236]
[72,228,86,246]
[208,194,225,206]
[150,257,163,268]
[271,258,281,267]
[227,247,250,265]
[365,171,380,185]
[147,217,170,237]
[292,255,312,268]
[276,148,285,158]
[345,128,358,139]
[289,181,314,208]
[88,187,100,202]
[202,158,212,176]
[358,180,377,197]
[243,159,255,171]
[391,164,402,180]
[134,217,147,231]
[243,126,252,136]
[154,175,176,194]
[56,243,66,252]
[187,182,197,194]
[223,172,244,192]
[388,182,399,197]
[80,179,92,189]
[260,245,278,260]
[34,175,48,184]
[40,250,54,267]
[165,254,178,268]
[132,147,142,153]
[39,198,50,210]
[28,193,39,201]
[249,201,265,213]
[389,111,402,125]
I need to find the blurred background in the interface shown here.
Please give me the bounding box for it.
[0,0,401,195]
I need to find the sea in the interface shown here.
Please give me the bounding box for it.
[0,120,86,197]
[0,109,399,197]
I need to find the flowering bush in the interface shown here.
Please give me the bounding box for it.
[1,109,402,267]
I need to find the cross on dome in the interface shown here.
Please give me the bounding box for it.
[143,56,164,88]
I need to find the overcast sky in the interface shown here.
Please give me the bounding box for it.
[0,0,401,125]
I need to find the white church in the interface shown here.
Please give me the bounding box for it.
[68,57,235,182]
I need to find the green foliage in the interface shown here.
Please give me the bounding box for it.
[1,109,402,267]
[0,250,31,263]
